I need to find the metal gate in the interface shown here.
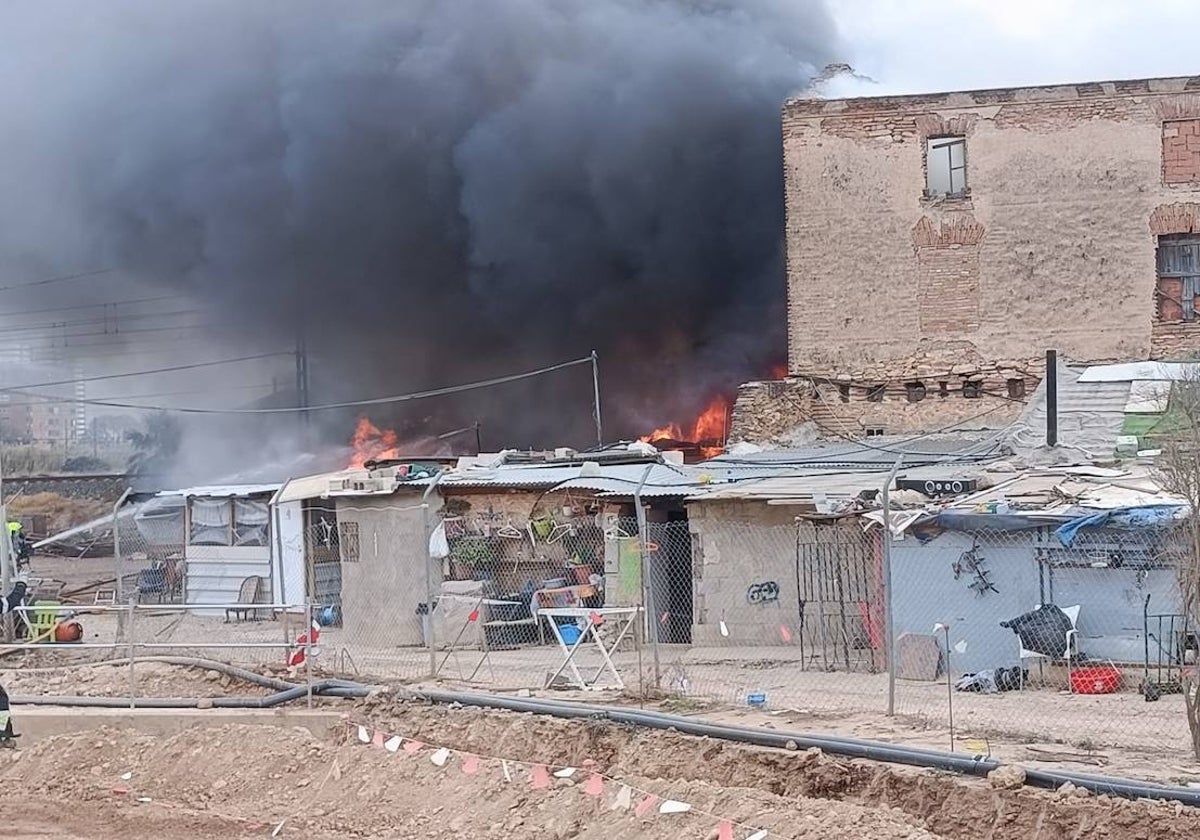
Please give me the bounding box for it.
[795,521,881,672]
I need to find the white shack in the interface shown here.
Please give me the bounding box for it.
[134,484,281,612]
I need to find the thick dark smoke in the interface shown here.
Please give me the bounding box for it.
[0,1,838,475]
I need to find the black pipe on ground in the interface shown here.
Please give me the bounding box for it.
[410,689,1200,807]
[11,679,373,709]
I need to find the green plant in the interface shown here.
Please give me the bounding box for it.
[450,536,492,566]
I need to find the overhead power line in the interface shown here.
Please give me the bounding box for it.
[0,307,205,336]
[0,268,114,293]
[10,354,595,415]
[1,351,291,392]
[0,293,187,319]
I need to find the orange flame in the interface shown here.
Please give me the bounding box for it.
[769,362,789,379]
[640,394,730,458]
[348,416,401,469]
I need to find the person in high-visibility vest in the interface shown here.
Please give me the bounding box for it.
[0,578,26,746]
[6,522,31,569]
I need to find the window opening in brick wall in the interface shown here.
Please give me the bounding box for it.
[866,384,885,402]
[1157,233,1200,321]
[962,380,982,399]
[905,381,927,403]
[926,137,967,197]
[864,426,885,437]
[838,383,851,403]
[1007,378,1026,399]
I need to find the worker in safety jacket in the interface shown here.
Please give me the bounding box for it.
[6,522,31,569]
[0,579,26,745]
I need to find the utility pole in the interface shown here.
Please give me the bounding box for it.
[0,445,10,642]
[590,350,603,448]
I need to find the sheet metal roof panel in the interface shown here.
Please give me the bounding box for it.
[431,461,704,494]
[1079,362,1200,382]
[706,433,1003,471]
[164,483,281,499]
[684,463,988,502]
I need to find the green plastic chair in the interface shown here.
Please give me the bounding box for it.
[31,601,61,641]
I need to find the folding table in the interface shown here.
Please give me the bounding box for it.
[538,606,639,690]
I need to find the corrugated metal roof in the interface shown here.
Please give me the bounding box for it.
[686,463,986,503]
[434,461,703,495]
[164,483,281,499]
[704,432,1002,471]
[1079,361,1200,382]
[1010,363,1130,457]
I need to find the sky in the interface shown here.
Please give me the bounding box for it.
[828,0,1200,97]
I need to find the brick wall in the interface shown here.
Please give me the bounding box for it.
[783,77,1200,374]
[1164,120,1200,184]
[729,356,1037,444]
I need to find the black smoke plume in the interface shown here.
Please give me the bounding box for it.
[0,1,838,475]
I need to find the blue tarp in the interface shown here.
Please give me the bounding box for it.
[928,511,1070,533]
[1055,504,1183,546]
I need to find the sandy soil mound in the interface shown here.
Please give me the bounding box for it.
[4,699,1200,839]
[4,722,941,839]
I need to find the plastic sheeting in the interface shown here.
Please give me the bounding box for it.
[1055,504,1183,547]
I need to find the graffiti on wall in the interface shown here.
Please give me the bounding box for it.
[746,580,780,605]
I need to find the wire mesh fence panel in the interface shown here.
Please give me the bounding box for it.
[887,524,1194,760]
[428,493,615,691]
[646,516,889,714]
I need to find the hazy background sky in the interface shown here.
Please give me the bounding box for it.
[829,0,1200,97]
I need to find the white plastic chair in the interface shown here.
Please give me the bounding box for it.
[1018,604,1081,689]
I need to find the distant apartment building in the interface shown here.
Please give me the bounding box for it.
[732,74,1200,444]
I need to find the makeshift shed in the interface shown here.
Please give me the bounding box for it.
[135,484,280,613]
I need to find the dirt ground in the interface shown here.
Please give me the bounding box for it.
[5,701,1200,839]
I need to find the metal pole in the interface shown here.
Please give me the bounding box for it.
[0,444,10,643]
[590,350,603,448]
[127,604,136,709]
[633,464,660,688]
[304,602,313,709]
[937,623,955,751]
[422,472,445,679]
[882,456,903,717]
[113,488,131,606]
[1045,349,1058,448]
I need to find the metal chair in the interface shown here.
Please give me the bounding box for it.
[225,576,264,623]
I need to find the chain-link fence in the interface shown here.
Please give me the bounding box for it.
[9,486,1200,774]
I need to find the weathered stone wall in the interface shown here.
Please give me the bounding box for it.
[783,77,1200,373]
[729,356,1034,444]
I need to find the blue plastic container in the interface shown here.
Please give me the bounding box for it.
[559,624,582,645]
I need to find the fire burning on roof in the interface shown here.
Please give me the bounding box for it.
[349,417,401,469]
[639,394,731,460]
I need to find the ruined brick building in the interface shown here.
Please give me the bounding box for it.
[732,75,1200,444]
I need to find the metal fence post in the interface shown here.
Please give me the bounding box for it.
[304,602,313,709]
[882,456,903,717]
[421,475,444,680]
[127,604,137,709]
[633,465,661,689]
[113,488,131,606]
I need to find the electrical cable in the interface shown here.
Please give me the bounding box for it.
[0,267,114,292]
[0,293,187,319]
[9,354,596,415]
[0,307,206,336]
[0,351,291,392]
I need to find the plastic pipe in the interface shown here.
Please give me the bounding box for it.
[409,689,1200,807]
[11,679,372,709]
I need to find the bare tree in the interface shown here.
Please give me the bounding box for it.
[1154,372,1200,759]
